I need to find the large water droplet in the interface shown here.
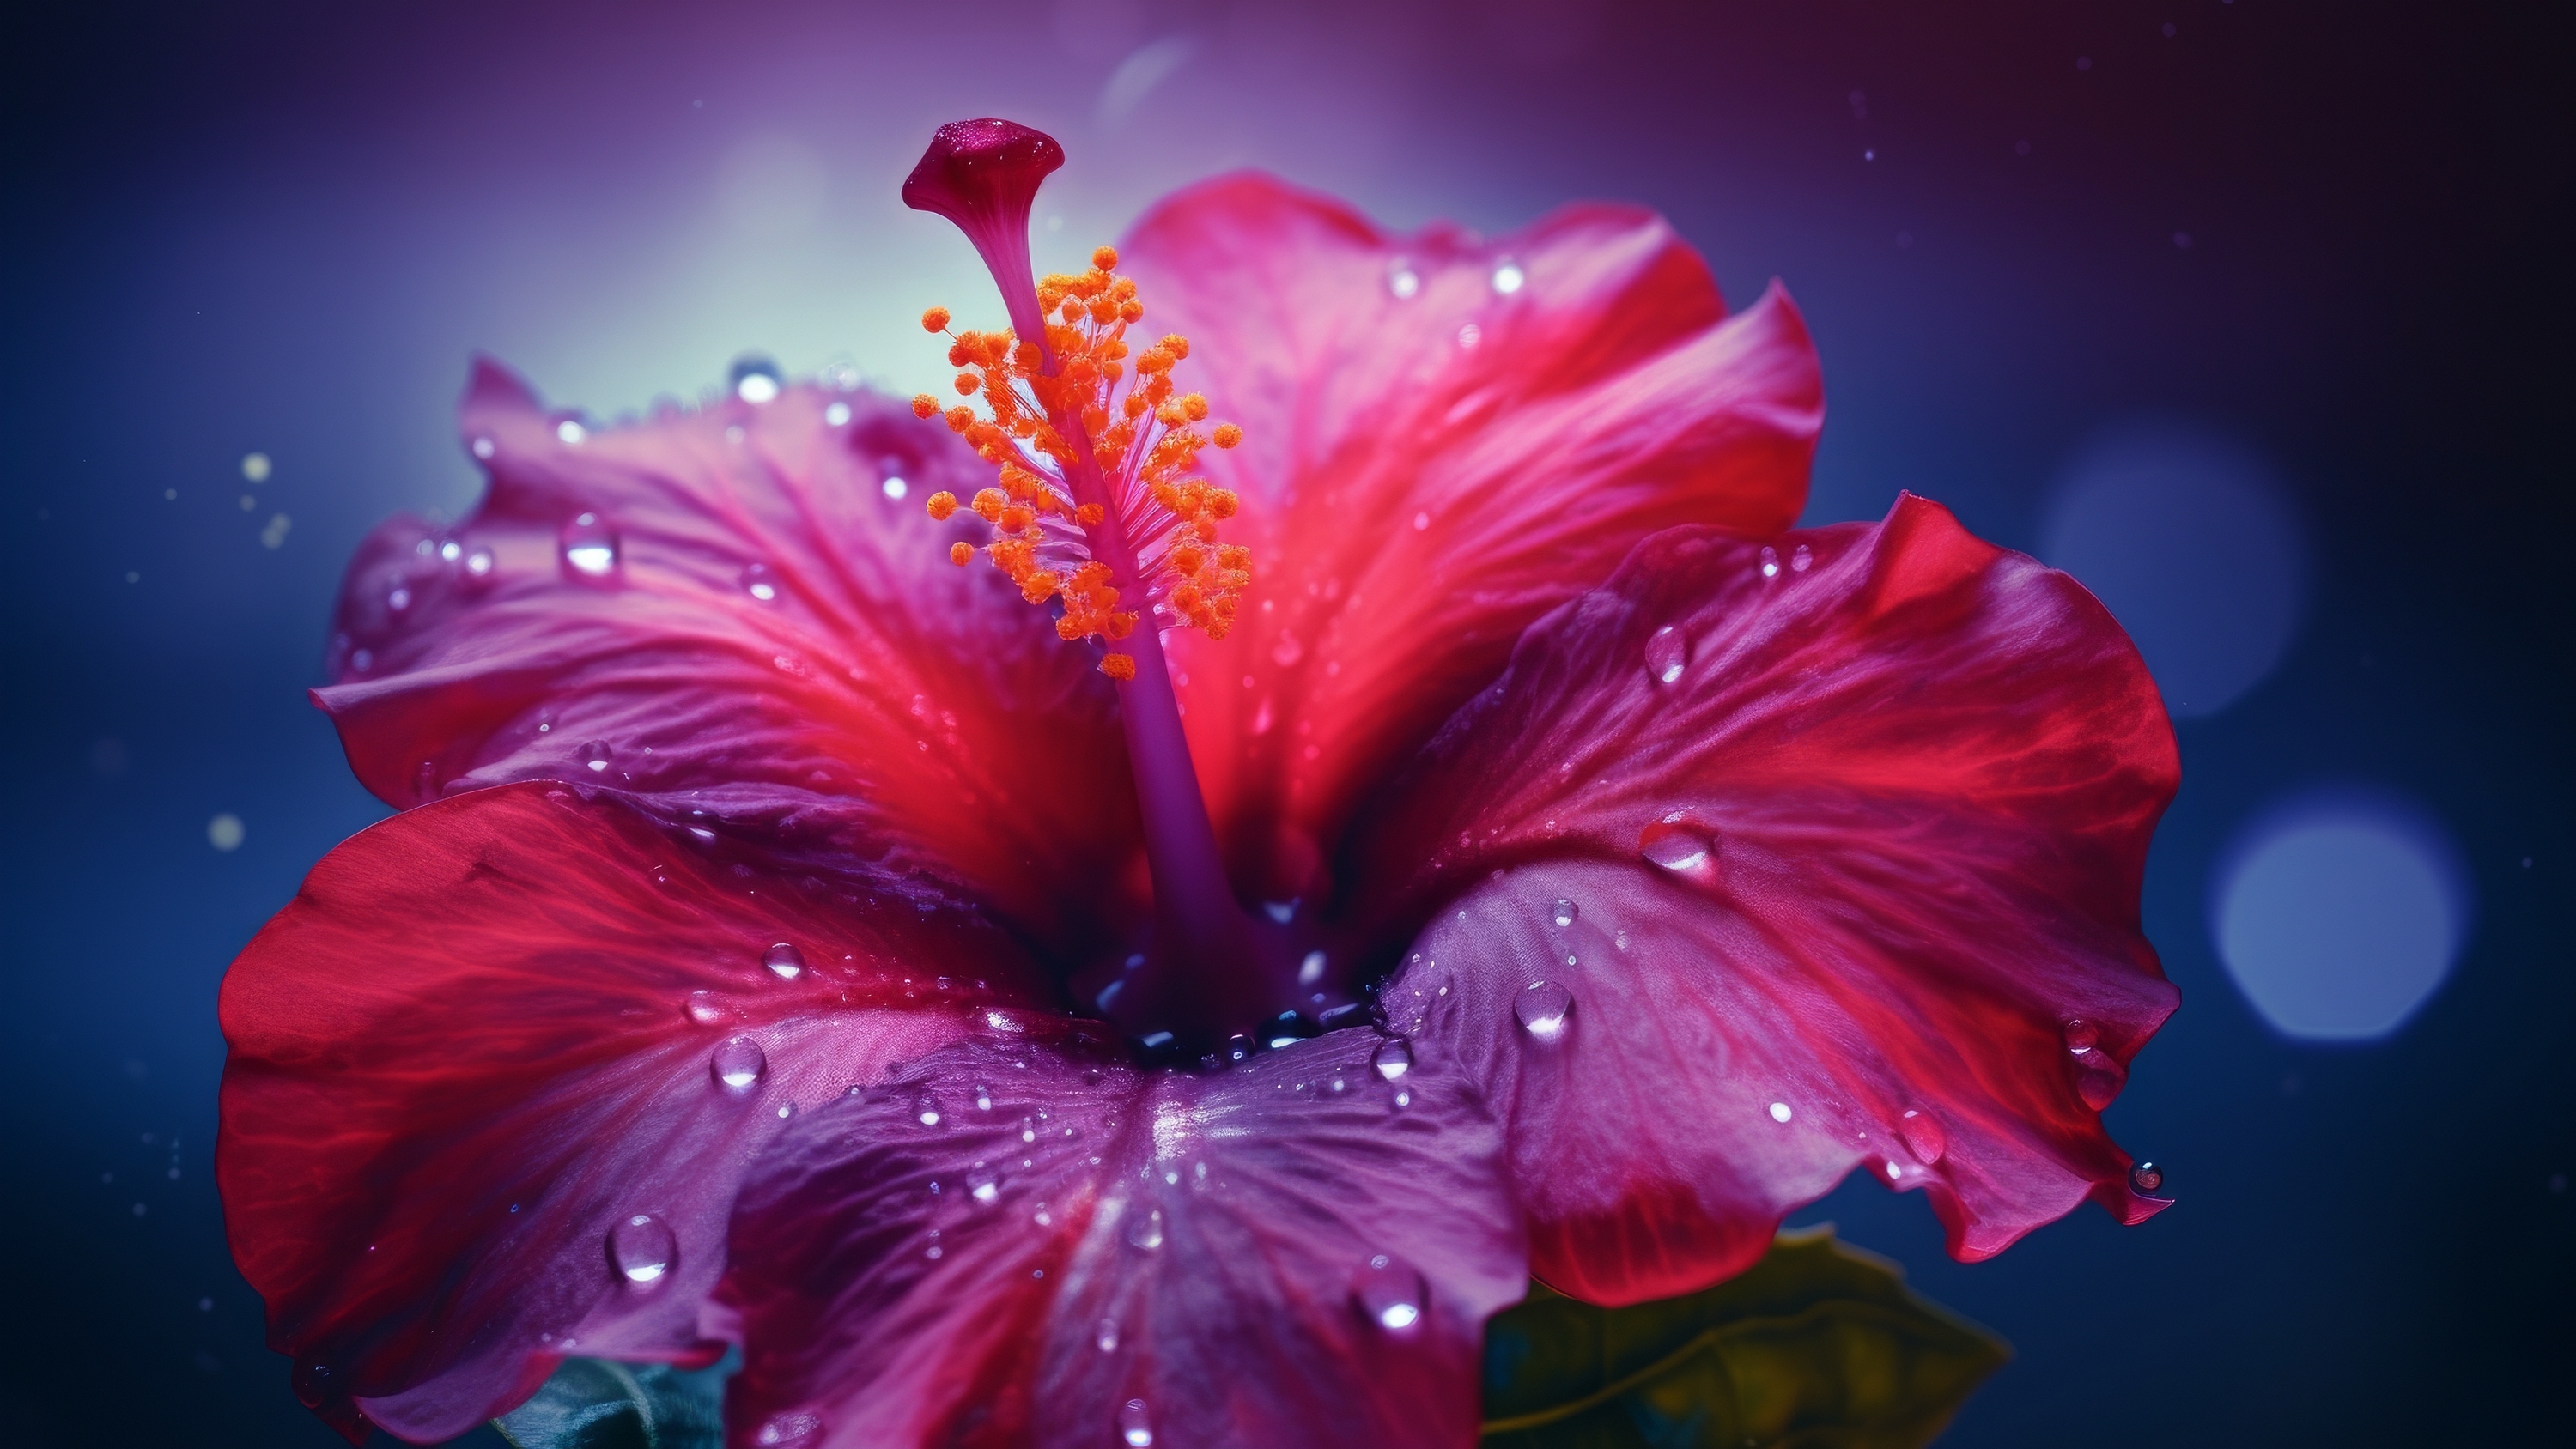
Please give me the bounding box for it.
[608,1212,676,1283]
[1644,626,1688,684]
[1371,1038,1413,1082]
[763,942,805,979]
[2129,1160,2165,1194]
[731,355,782,404]
[1552,898,1578,928]
[556,419,588,446]
[1514,981,1572,1040]
[2062,1018,2099,1053]
[711,1036,767,1092]
[1385,260,1420,299]
[1095,1317,1120,1352]
[1125,1206,1165,1250]
[1639,811,1717,874]
[1489,258,1526,295]
[1897,1108,1947,1164]
[683,991,732,1026]
[1352,1252,1427,1332]
[754,1411,821,1448]
[291,1359,335,1409]
[741,562,780,603]
[559,513,617,579]
[582,739,611,773]
[1118,1398,1155,1447]
[2077,1069,2122,1110]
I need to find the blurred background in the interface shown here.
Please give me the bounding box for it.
[3,1,2570,1443]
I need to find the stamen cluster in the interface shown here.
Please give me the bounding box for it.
[912,246,1249,678]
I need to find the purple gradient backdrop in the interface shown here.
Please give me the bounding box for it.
[4,2,2571,1445]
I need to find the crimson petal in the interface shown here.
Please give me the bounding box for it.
[218,783,1053,1442]
[720,1028,1523,1449]
[1354,495,2179,1305]
[1118,174,1821,902]
[320,363,1140,944]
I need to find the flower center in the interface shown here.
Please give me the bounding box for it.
[902,118,1309,1054]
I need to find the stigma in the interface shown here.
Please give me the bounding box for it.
[902,121,1249,681]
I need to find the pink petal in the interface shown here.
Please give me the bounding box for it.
[1119,175,1822,903]
[321,362,1142,944]
[719,1028,1522,1449]
[218,782,1054,1443]
[1353,495,2179,1306]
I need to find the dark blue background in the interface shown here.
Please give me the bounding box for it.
[4,2,2569,1444]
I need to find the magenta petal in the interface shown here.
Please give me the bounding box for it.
[1117,173,1821,900]
[719,1028,1524,1449]
[1356,495,2180,1305]
[320,362,1141,943]
[218,783,1055,1443]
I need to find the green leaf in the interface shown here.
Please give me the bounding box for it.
[1479,1228,2009,1448]
[492,1355,731,1449]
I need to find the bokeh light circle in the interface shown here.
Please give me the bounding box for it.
[2038,422,2306,718]
[2209,790,2472,1041]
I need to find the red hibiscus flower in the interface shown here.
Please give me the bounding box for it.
[217,118,2178,1449]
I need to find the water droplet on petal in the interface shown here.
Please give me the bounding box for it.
[1352,1253,1427,1333]
[968,1164,999,1204]
[582,739,611,773]
[1791,543,1814,573]
[732,355,782,404]
[556,419,588,445]
[1644,626,1688,684]
[1552,898,1578,928]
[741,562,780,603]
[1297,950,1327,986]
[559,513,617,579]
[1639,811,1717,874]
[465,547,495,580]
[291,1359,335,1408]
[684,991,731,1026]
[914,1092,943,1127]
[2063,1018,2099,1053]
[710,1036,766,1092]
[1514,981,1572,1040]
[1768,1100,1794,1123]
[1759,545,1780,578]
[1489,258,1525,294]
[2077,1069,2122,1110]
[755,1411,822,1448]
[1095,1317,1120,1352]
[1118,1398,1155,1446]
[1371,1038,1413,1081]
[471,435,496,460]
[2129,1160,2165,1194]
[825,401,852,427]
[1897,1108,1947,1164]
[762,942,805,979]
[1125,1206,1165,1250]
[1386,260,1420,299]
[607,1212,676,1283]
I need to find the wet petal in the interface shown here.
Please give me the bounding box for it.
[1358,495,2179,1304]
[217,783,1052,1442]
[1121,175,1821,901]
[322,362,1140,943]
[720,1029,1522,1449]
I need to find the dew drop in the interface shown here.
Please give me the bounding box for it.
[1385,260,1420,299]
[1095,1317,1120,1352]
[1019,1116,1038,1143]
[556,419,588,445]
[825,401,852,427]
[1552,898,1578,928]
[968,1164,999,1204]
[465,547,495,579]
[1489,258,1525,295]
[439,540,462,562]
[1791,543,1814,573]
[1297,950,1327,986]
[559,513,617,579]
[1897,1108,1947,1164]
[291,1359,335,1409]
[732,361,782,404]
[755,1411,821,1447]
[471,435,495,460]
[1768,1100,1794,1123]
[1638,811,1717,873]
[1371,1038,1413,1082]
[2062,1018,2099,1053]
[741,562,781,603]
[914,1092,943,1127]
[1644,625,1688,684]
[607,1212,676,1284]
[1759,545,1781,579]
[386,585,412,611]
[710,1036,766,1092]
[1352,1253,1427,1333]
[1514,981,1572,1040]
[2077,1070,2122,1111]
[762,942,805,979]
[1118,1398,1155,1447]
[684,991,731,1026]
[2129,1160,2165,1194]
[1126,1207,1165,1251]
[582,739,611,773]
[974,1084,994,1112]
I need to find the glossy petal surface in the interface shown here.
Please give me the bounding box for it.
[1120,175,1822,901]
[1359,496,2179,1305]
[720,1028,1522,1449]
[218,783,1050,1442]
[321,364,1139,944]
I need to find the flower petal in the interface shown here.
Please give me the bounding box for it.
[218,782,1053,1443]
[320,363,1140,943]
[1120,175,1821,900]
[1355,495,2179,1305]
[719,1028,1523,1449]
